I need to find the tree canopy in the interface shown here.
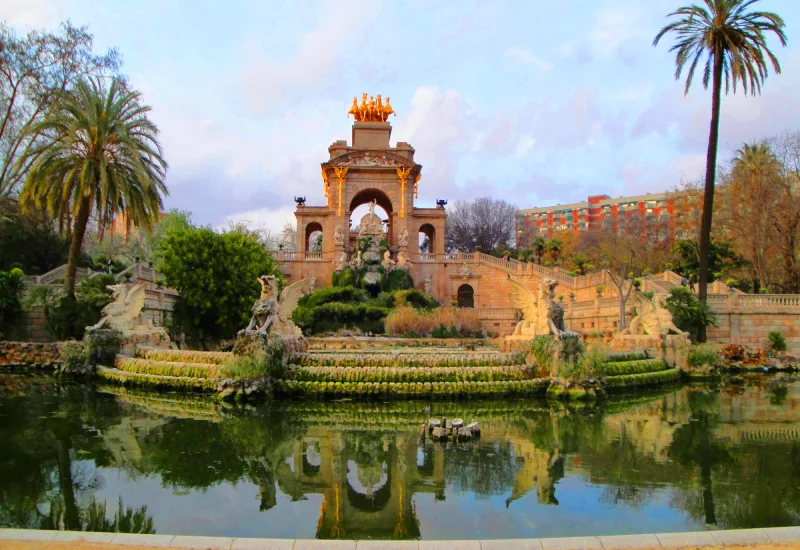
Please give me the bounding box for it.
[445,197,517,252]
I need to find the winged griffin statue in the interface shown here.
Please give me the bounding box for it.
[240,275,312,338]
[617,290,687,337]
[87,282,165,335]
[508,276,577,340]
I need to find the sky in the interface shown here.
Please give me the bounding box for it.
[3,0,800,233]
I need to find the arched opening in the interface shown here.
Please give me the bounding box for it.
[349,189,393,245]
[418,223,435,254]
[305,222,323,254]
[457,284,474,308]
[302,441,321,477]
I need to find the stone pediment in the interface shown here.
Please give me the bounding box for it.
[328,151,415,169]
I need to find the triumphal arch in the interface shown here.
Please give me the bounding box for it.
[279,95,450,301]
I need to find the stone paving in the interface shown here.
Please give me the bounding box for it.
[3,528,800,549]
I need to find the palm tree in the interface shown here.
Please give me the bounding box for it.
[533,236,547,264]
[654,0,786,342]
[18,77,167,297]
[546,238,563,265]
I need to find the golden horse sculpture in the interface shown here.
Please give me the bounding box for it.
[347,94,395,122]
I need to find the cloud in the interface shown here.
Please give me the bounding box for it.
[504,46,553,71]
[239,0,379,114]
[515,135,536,157]
[221,206,298,235]
[393,86,470,199]
[0,0,60,28]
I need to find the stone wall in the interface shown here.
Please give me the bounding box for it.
[0,341,61,365]
[11,285,178,343]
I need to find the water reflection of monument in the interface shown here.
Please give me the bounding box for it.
[274,421,564,539]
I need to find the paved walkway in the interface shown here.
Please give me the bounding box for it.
[3,528,800,549]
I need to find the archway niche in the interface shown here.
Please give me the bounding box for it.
[349,189,393,245]
[457,284,474,308]
[418,223,435,254]
[305,222,323,254]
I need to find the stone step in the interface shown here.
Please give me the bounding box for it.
[96,365,219,392]
[286,365,534,383]
[134,348,233,365]
[115,357,222,379]
[290,351,526,368]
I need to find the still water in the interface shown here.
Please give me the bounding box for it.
[1,374,800,540]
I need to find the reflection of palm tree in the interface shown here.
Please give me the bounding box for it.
[668,391,731,525]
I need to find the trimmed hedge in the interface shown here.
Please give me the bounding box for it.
[287,365,533,383]
[289,352,526,368]
[602,359,667,377]
[274,378,549,398]
[296,286,369,308]
[606,351,650,363]
[135,349,233,365]
[115,357,221,379]
[292,302,390,334]
[605,367,682,389]
[96,366,218,392]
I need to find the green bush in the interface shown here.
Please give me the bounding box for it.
[606,351,650,362]
[158,226,282,341]
[61,341,88,372]
[688,343,724,368]
[385,269,414,291]
[332,268,358,287]
[768,331,787,353]
[297,286,369,308]
[222,350,286,380]
[274,378,549,399]
[292,302,391,334]
[666,286,717,341]
[0,268,25,338]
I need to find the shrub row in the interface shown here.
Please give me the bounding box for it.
[286,365,532,383]
[274,378,549,398]
[292,302,390,334]
[289,352,525,368]
[135,349,233,365]
[96,366,218,392]
[605,351,650,363]
[605,368,682,389]
[602,359,667,377]
[115,358,221,379]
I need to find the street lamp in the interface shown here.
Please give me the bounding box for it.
[436,199,448,208]
[294,196,306,207]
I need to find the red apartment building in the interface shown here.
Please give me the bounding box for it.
[516,192,686,244]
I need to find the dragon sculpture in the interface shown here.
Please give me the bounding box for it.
[617,290,688,337]
[508,276,577,340]
[87,283,163,335]
[240,275,312,337]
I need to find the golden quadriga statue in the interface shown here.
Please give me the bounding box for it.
[347,93,396,122]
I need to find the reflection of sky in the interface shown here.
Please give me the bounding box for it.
[85,452,704,539]
[415,476,702,540]
[91,466,323,539]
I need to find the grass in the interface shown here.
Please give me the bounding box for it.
[135,349,233,365]
[384,306,483,337]
[115,357,221,379]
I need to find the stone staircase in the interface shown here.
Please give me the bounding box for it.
[603,351,681,390]
[96,349,232,392]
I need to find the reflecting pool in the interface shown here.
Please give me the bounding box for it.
[1,374,800,540]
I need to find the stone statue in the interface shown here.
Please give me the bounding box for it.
[240,275,311,338]
[309,274,316,293]
[349,249,364,270]
[398,227,409,247]
[382,249,395,271]
[334,250,347,272]
[396,250,411,270]
[507,277,577,340]
[459,261,471,278]
[618,290,688,337]
[87,283,165,336]
[334,225,346,247]
[424,275,432,295]
[358,201,383,236]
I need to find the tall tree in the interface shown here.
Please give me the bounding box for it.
[444,197,517,252]
[771,131,800,292]
[17,77,167,297]
[654,0,786,341]
[0,22,121,198]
